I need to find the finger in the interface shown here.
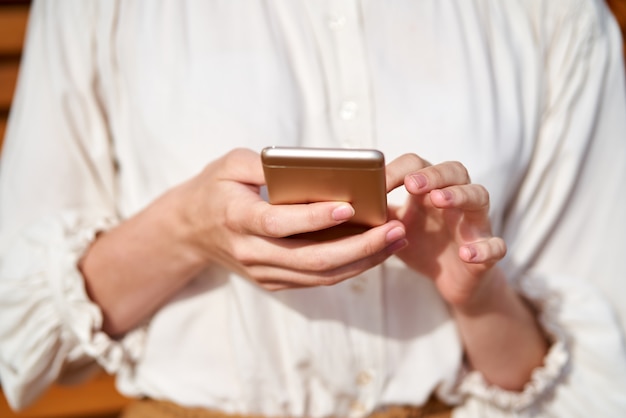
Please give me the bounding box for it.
[236,200,356,237]
[245,232,408,289]
[385,153,430,192]
[429,184,490,212]
[459,237,507,264]
[433,184,494,244]
[234,220,407,272]
[219,148,266,185]
[405,161,470,194]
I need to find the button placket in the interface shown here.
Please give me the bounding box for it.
[343,269,386,418]
[323,0,375,148]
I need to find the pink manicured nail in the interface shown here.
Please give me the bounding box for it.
[410,173,428,189]
[462,245,477,261]
[385,226,406,243]
[332,204,355,221]
[439,189,453,201]
[387,238,408,253]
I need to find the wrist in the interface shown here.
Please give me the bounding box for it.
[80,184,210,336]
[451,267,509,317]
[450,267,549,390]
[160,180,212,272]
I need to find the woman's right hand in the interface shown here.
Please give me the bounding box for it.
[179,148,408,290]
[82,148,407,336]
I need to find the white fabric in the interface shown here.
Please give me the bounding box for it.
[1,0,625,417]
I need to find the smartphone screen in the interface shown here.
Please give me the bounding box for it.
[261,146,387,237]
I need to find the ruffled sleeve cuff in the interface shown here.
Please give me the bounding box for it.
[451,273,571,412]
[448,270,626,416]
[49,212,147,373]
[0,211,147,409]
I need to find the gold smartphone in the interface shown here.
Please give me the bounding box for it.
[261,146,387,238]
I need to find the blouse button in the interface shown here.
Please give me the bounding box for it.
[339,100,358,120]
[327,14,347,30]
[350,278,366,293]
[356,370,373,386]
[341,138,356,147]
[351,283,364,293]
[350,400,367,414]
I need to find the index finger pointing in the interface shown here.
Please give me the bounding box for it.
[385,153,430,192]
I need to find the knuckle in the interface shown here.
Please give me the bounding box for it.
[230,244,255,266]
[402,153,425,167]
[317,273,343,287]
[475,184,490,207]
[361,240,378,258]
[225,147,249,162]
[224,205,249,236]
[257,210,282,237]
[494,238,507,257]
[221,148,256,175]
[306,249,333,272]
[260,281,287,292]
[449,161,470,181]
[303,205,323,228]
[394,153,429,176]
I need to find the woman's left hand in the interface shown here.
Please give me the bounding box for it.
[387,155,547,391]
[386,154,507,308]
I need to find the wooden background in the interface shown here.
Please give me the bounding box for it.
[0,1,625,417]
[0,1,29,151]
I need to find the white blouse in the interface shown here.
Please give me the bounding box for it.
[1,0,626,417]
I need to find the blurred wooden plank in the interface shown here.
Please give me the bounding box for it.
[0,60,20,109]
[0,4,30,56]
[607,0,626,27]
[0,2,29,154]
[0,372,132,418]
[0,115,6,151]
[607,0,626,59]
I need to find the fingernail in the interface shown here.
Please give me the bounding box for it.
[387,238,408,253]
[439,189,453,201]
[385,226,406,243]
[332,204,355,221]
[410,173,427,189]
[462,245,477,261]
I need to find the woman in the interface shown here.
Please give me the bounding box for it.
[1,1,625,417]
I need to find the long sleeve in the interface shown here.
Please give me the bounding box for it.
[453,1,626,416]
[0,1,143,410]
